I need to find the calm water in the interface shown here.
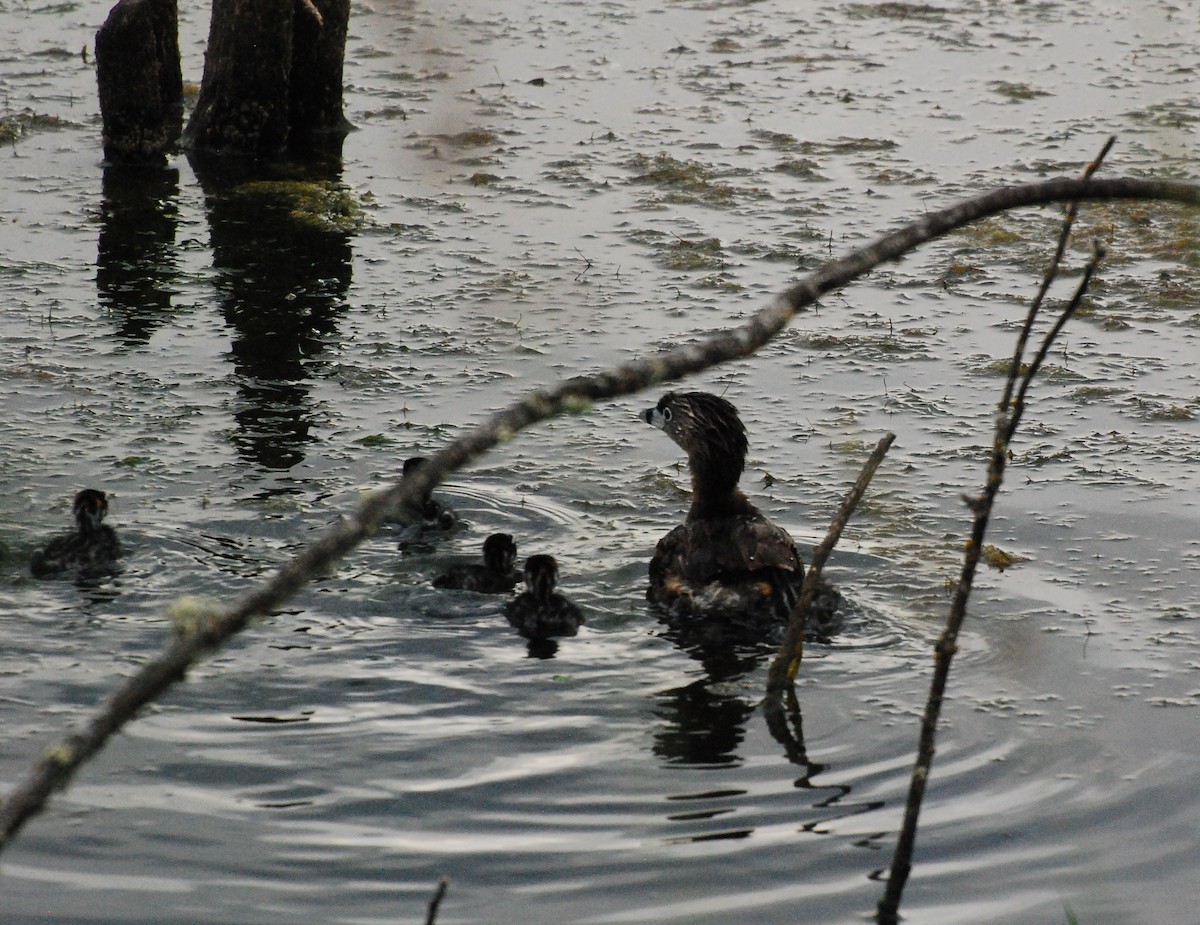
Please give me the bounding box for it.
[1,1,1198,923]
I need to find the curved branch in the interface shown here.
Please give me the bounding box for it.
[1,175,1196,851]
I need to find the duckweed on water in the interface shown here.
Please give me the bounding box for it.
[846,2,949,20]
[774,159,828,181]
[971,358,1085,382]
[0,109,70,144]
[627,152,755,207]
[988,81,1052,103]
[1127,398,1196,422]
[794,136,898,156]
[695,273,742,291]
[799,331,936,360]
[435,129,499,147]
[1069,385,1125,403]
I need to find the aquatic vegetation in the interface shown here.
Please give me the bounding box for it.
[0,108,70,144]
[977,543,1030,571]
[234,179,364,234]
[626,152,767,207]
[435,129,499,147]
[846,3,950,20]
[989,81,1053,103]
[774,158,828,181]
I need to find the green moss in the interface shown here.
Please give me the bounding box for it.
[235,180,364,234]
[627,152,752,207]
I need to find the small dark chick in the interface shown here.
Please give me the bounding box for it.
[31,488,123,579]
[433,533,520,593]
[642,391,838,629]
[505,555,585,640]
[395,456,458,547]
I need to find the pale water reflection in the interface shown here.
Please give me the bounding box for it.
[1,1,1198,924]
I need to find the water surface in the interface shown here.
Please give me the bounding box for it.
[1,1,1197,923]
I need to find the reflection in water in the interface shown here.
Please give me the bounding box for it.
[763,686,824,785]
[655,625,883,846]
[96,165,180,345]
[525,637,560,659]
[652,632,768,766]
[767,685,887,847]
[191,149,353,470]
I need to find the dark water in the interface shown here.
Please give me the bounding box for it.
[1,1,1198,923]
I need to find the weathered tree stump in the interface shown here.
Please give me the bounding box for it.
[95,0,182,164]
[289,0,352,142]
[183,0,350,156]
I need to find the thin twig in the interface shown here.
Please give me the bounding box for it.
[766,433,896,695]
[998,136,1115,417]
[875,148,1117,924]
[425,877,449,925]
[0,175,1194,853]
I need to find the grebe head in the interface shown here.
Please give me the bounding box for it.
[482,533,517,572]
[73,489,109,534]
[642,391,747,489]
[522,554,559,599]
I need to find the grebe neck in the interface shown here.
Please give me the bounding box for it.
[687,453,755,520]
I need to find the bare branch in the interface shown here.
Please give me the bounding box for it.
[875,152,1117,925]
[425,877,449,925]
[766,433,896,695]
[0,174,1195,853]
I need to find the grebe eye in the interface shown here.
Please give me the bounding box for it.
[662,407,673,422]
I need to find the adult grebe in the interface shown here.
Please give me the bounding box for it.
[642,391,813,624]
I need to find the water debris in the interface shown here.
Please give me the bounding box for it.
[627,152,766,207]
[436,129,499,147]
[774,158,828,181]
[846,2,950,20]
[0,109,70,144]
[988,81,1053,103]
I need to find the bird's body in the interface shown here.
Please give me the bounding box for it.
[642,391,836,630]
[433,533,520,593]
[395,456,458,547]
[505,555,584,639]
[31,489,123,579]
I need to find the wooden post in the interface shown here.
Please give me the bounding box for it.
[95,0,182,164]
[183,0,350,156]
